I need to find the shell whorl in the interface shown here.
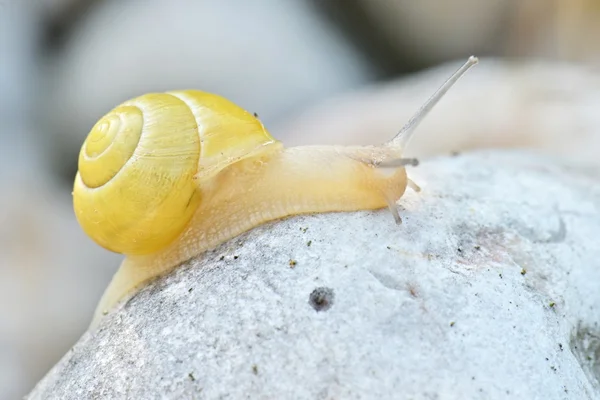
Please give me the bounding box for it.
[73,90,281,256]
[74,93,202,255]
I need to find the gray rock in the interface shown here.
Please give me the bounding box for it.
[27,151,600,399]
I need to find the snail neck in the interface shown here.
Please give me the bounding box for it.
[90,145,409,328]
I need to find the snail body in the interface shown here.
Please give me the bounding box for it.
[73,57,478,329]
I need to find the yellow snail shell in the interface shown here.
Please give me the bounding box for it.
[73,90,281,255]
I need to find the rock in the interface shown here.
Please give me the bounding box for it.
[347,0,600,66]
[26,151,600,399]
[353,0,509,64]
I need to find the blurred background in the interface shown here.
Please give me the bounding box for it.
[1,0,600,398]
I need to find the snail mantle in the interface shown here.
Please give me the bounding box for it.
[28,151,600,400]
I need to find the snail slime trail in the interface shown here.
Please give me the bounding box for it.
[72,57,479,329]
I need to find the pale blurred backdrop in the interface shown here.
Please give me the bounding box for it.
[1,0,600,398]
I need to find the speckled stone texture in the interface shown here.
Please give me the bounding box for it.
[27,151,600,400]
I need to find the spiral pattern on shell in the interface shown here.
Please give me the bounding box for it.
[73,90,280,255]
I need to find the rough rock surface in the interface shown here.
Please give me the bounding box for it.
[27,151,600,399]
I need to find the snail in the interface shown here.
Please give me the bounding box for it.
[73,56,478,329]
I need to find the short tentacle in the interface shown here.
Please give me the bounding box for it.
[376,158,419,169]
[407,179,421,192]
[383,193,403,225]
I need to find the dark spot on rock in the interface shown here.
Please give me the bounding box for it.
[559,343,563,351]
[188,372,195,381]
[309,287,334,312]
[252,364,258,375]
[307,240,312,247]
[219,256,225,261]
[450,321,455,327]
[234,255,239,260]
[521,268,527,275]
[569,322,600,388]
[474,245,481,250]
[289,259,297,268]
[188,287,193,293]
